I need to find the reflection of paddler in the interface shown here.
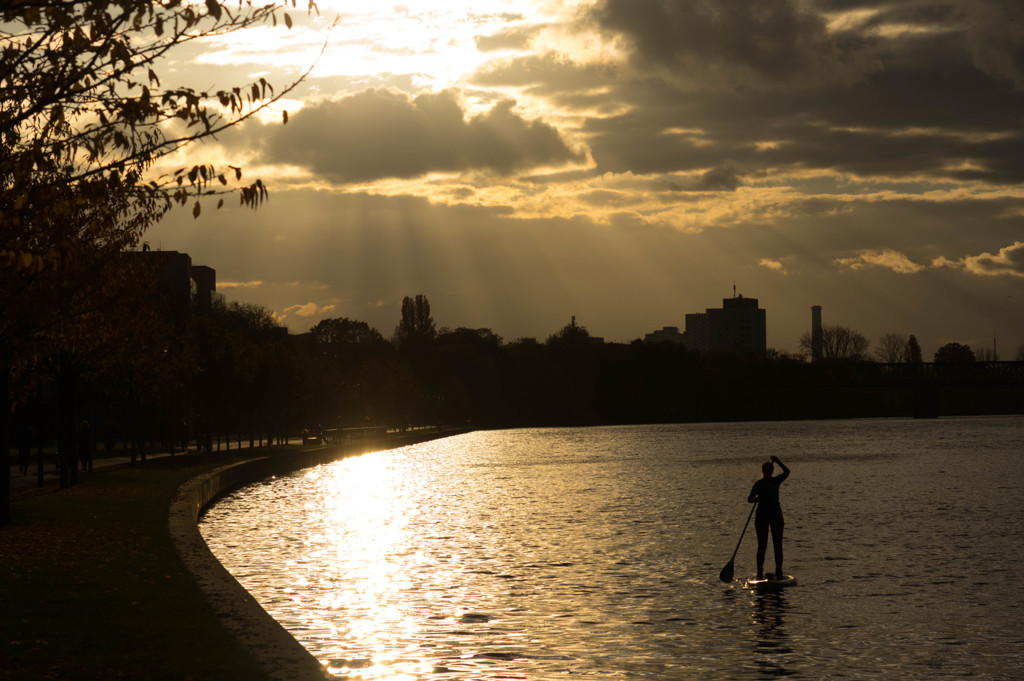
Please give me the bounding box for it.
[747,455,790,581]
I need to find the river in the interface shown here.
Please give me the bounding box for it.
[200,416,1024,679]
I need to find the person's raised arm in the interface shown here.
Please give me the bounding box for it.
[771,455,790,481]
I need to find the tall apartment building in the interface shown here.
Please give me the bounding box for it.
[124,250,217,321]
[684,293,767,355]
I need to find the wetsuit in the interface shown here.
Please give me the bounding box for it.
[748,463,789,578]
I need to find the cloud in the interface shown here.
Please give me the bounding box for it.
[283,302,338,318]
[960,0,1024,89]
[475,24,542,52]
[670,167,742,192]
[759,258,788,274]
[260,89,582,183]
[835,249,925,273]
[564,0,1024,187]
[940,241,1024,277]
[591,0,847,86]
[218,280,264,289]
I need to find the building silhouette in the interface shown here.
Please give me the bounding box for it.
[683,292,767,355]
[643,326,686,344]
[124,250,217,321]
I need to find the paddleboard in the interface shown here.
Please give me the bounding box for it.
[745,574,797,592]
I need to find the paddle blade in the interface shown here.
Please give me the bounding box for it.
[719,560,734,583]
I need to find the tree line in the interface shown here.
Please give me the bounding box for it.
[796,324,1022,364]
[11,290,1023,468]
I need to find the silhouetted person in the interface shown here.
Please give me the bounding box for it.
[17,420,34,475]
[748,455,790,580]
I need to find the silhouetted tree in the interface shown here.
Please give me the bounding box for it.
[433,328,505,425]
[905,334,923,363]
[546,318,592,348]
[974,345,998,362]
[311,318,385,346]
[766,348,804,363]
[0,0,315,523]
[194,300,285,446]
[934,342,975,363]
[305,317,389,427]
[875,332,909,363]
[1,0,313,235]
[798,324,870,362]
[394,295,437,350]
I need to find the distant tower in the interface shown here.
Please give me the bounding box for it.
[811,306,823,363]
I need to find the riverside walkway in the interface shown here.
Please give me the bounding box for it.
[7,438,302,496]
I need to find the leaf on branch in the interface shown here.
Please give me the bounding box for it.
[206,0,223,20]
[284,13,293,28]
[283,110,288,124]
[193,201,201,219]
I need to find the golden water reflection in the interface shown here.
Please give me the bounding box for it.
[308,451,434,678]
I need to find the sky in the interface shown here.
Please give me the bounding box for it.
[146,0,1024,357]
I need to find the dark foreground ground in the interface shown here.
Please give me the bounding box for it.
[1,448,294,681]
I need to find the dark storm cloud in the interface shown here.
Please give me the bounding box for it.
[260,89,581,183]
[558,0,1024,185]
[592,0,846,83]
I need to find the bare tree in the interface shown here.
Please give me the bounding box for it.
[875,332,909,363]
[799,324,870,362]
[974,345,998,361]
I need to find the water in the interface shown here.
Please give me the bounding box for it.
[200,417,1024,679]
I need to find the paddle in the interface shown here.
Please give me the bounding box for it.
[719,502,756,583]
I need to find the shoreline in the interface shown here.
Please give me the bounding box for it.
[168,429,468,681]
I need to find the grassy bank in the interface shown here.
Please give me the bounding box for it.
[0,450,288,681]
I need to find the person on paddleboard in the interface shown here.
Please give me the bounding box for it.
[748,455,790,580]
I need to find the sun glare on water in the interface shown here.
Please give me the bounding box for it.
[308,451,438,678]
